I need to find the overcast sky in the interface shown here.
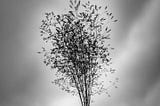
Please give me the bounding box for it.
[0,0,160,106]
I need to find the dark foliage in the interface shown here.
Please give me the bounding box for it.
[39,0,118,106]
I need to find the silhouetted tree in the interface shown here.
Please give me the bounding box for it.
[39,0,118,106]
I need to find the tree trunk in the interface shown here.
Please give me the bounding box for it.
[79,93,90,106]
[78,92,91,106]
[84,98,90,106]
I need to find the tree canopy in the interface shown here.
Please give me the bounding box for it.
[39,0,118,106]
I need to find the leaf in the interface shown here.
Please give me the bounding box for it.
[105,34,111,39]
[109,13,112,16]
[77,0,80,7]
[69,5,73,8]
[113,20,118,22]
[111,16,114,19]
[110,47,114,50]
[42,47,45,51]
[90,5,94,10]
[100,18,106,21]
[105,26,108,31]
[106,29,111,33]
[91,9,95,14]
[105,6,107,10]
[45,12,49,16]
[70,0,73,5]
[51,12,55,15]
[95,5,97,10]
[82,4,86,8]
[40,30,45,34]
[37,51,41,54]
[69,11,75,17]
[99,6,102,9]
[57,15,60,20]
[75,0,80,10]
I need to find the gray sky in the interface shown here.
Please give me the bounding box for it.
[0,0,160,106]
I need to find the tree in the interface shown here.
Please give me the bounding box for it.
[39,0,118,106]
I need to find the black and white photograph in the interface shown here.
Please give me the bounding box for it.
[0,0,160,106]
